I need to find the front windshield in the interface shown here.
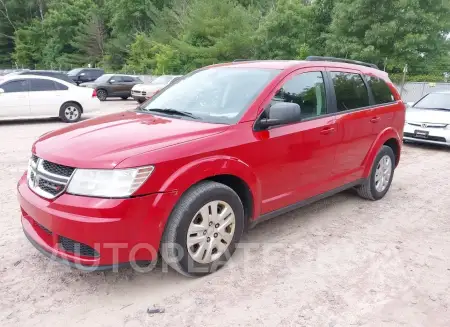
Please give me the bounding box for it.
[152,75,175,84]
[67,68,83,76]
[141,67,280,124]
[414,93,450,110]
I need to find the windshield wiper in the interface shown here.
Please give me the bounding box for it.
[142,108,201,120]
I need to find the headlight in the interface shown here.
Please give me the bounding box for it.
[67,166,154,198]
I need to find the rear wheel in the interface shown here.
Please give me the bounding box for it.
[357,146,395,201]
[160,181,244,277]
[121,96,129,100]
[96,89,107,101]
[59,102,82,123]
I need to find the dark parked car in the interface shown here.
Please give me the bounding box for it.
[79,74,143,101]
[5,70,75,84]
[68,68,104,85]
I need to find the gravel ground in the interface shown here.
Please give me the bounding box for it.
[1,100,450,327]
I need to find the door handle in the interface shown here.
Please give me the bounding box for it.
[320,127,335,135]
[370,116,381,123]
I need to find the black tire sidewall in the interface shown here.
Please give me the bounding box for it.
[170,185,244,276]
[97,89,107,101]
[369,146,395,200]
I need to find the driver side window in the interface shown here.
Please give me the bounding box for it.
[270,72,327,119]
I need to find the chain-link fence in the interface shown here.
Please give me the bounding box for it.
[396,82,450,103]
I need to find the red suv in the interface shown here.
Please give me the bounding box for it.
[17,57,405,276]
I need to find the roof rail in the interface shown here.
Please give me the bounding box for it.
[306,56,379,69]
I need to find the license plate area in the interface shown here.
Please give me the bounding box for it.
[414,130,429,138]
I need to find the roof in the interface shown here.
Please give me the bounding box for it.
[0,74,74,85]
[213,60,387,77]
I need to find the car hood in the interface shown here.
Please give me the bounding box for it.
[132,83,166,93]
[406,108,450,124]
[33,111,228,169]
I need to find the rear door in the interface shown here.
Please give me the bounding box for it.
[28,78,64,116]
[109,75,126,96]
[0,79,30,117]
[326,69,377,182]
[122,76,138,94]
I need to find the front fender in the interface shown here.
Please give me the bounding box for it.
[161,155,260,211]
[363,127,402,177]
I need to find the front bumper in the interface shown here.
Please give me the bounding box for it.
[17,173,176,269]
[403,123,450,146]
[132,95,147,102]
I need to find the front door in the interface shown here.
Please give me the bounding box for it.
[253,68,339,214]
[0,79,30,117]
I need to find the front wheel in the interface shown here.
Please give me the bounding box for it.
[356,145,395,201]
[59,102,82,123]
[160,181,245,277]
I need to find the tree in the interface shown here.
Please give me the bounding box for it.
[325,0,450,73]
[254,0,314,60]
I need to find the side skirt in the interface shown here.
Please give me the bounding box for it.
[249,179,364,229]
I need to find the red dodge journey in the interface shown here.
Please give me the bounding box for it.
[17,57,405,276]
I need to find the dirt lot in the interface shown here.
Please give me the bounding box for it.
[1,101,450,327]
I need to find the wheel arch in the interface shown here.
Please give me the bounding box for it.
[363,128,402,177]
[60,101,83,113]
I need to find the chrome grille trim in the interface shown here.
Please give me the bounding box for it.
[407,122,448,128]
[27,156,75,199]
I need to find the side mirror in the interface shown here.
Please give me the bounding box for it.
[109,79,115,84]
[0,88,4,94]
[256,102,301,130]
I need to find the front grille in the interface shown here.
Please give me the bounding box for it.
[404,132,447,142]
[59,236,100,258]
[27,155,75,199]
[42,161,75,177]
[407,122,447,129]
[38,178,65,196]
[36,221,52,235]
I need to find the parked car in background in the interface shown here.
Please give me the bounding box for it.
[0,75,99,122]
[79,74,143,101]
[5,70,75,84]
[131,75,182,103]
[403,91,450,146]
[17,57,405,276]
[68,68,104,85]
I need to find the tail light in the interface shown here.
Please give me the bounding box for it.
[92,89,97,98]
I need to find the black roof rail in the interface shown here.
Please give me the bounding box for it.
[306,56,379,69]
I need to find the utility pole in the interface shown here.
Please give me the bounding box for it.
[400,64,408,98]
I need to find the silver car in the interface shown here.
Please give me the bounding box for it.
[403,91,450,146]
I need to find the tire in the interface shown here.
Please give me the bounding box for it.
[121,96,129,100]
[96,89,107,101]
[59,102,82,123]
[160,181,245,277]
[356,145,396,201]
[137,99,145,104]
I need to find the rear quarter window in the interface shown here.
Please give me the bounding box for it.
[365,76,395,104]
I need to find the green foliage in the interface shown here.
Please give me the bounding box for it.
[1,0,449,79]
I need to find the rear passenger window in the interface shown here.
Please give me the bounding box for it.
[331,72,369,111]
[29,79,57,92]
[54,81,69,91]
[123,76,134,82]
[271,71,327,119]
[365,76,395,104]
